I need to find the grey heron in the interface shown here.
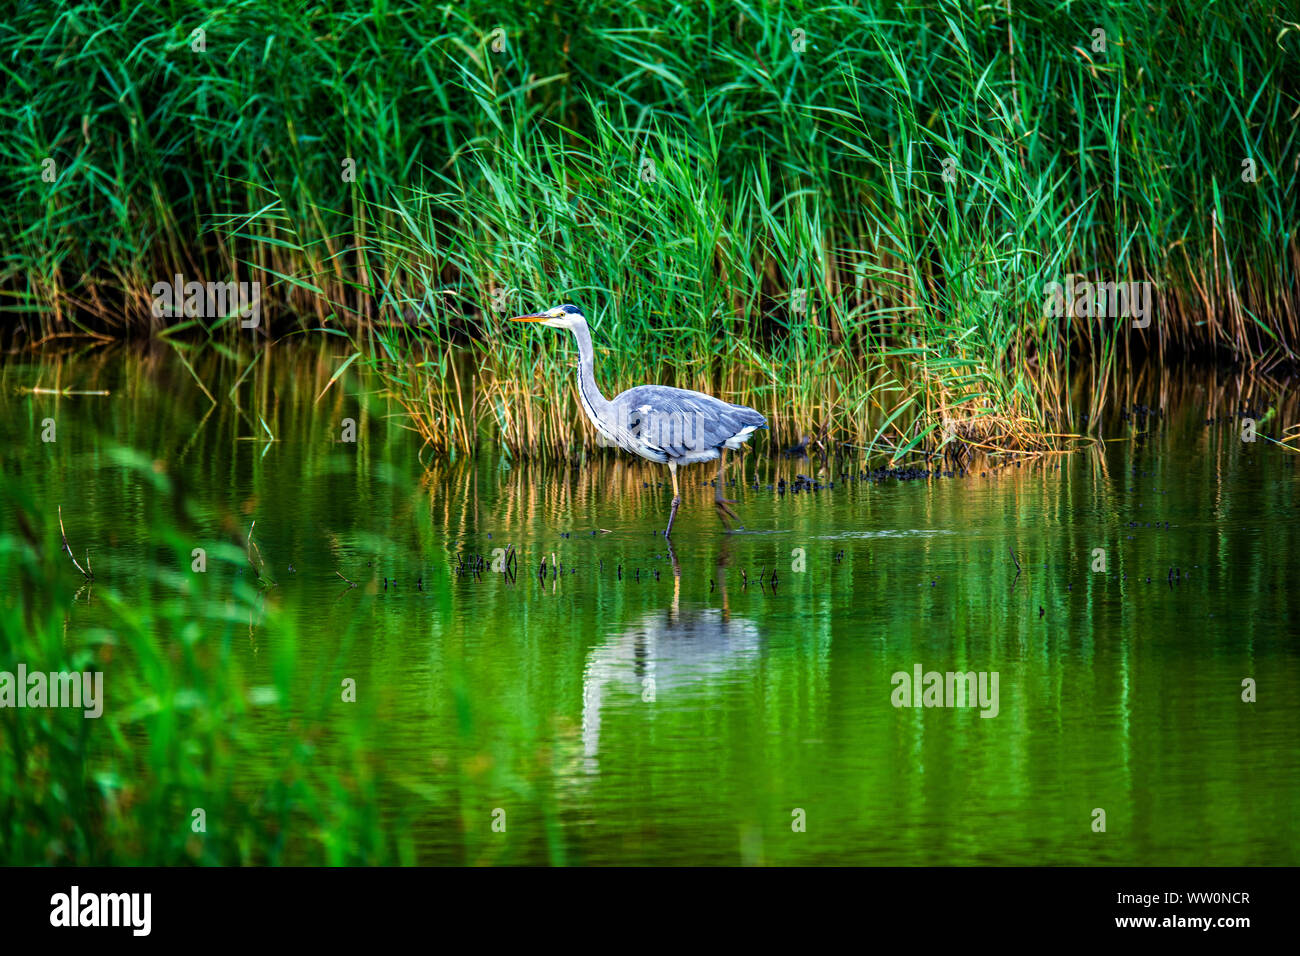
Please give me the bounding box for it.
[511,304,767,536]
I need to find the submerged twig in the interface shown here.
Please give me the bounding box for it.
[245,520,274,586]
[22,387,110,396]
[57,505,93,579]
[246,521,262,571]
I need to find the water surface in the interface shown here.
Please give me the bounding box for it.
[3,344,1297,864]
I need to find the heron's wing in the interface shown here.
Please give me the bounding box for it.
[613,385,767,459]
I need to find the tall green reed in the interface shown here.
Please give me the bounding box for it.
[2,1,1296,457]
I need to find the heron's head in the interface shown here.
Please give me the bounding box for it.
[509,303,586,329]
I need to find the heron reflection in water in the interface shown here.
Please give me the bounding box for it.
[580,541,760,767]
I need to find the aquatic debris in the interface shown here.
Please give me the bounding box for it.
[57,505,93,580]
[244,521,274,588]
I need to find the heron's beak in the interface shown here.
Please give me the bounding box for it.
[509,313,549,322]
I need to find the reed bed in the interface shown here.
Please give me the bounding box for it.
[3,1,1296,457]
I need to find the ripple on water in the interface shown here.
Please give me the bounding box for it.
[810,528,958,539]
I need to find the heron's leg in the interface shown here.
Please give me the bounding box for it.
[664,461,681,537]
[714,451,738,524]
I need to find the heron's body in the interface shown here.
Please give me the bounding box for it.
[601,384,767,465]
[512,304,767,535]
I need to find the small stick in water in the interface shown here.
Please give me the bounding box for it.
[57,506,93,579]
[247,521,265,573]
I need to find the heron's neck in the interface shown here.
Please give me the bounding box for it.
[570,321,613,428]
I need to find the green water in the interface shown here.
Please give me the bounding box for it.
[3,344,1298,865]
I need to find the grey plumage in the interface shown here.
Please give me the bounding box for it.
[617,385,768,463]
